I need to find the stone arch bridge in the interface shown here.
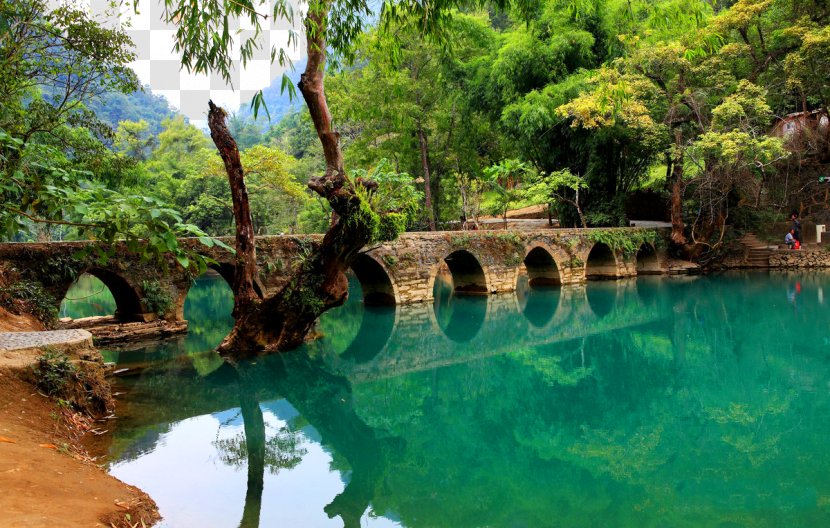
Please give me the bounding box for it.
[0,228,679,324]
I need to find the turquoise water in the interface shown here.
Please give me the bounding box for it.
[60,274,116,318]
[91,272,830,527]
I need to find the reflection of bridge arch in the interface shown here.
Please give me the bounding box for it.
[350,254,398,305]
[433,292,489,343]
[585,281,620,319]
[548,286,589,329]
[174,265,264,320]
[338,304,399,363]
[636,243,660,274]
[584,243,620,280]
[636,275,666,307]
[519,286,562,328]
[63,268,143,321]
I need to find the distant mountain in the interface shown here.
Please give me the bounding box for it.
[234,59,307,130]
[87,86,179,135]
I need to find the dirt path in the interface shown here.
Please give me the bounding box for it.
[0,364,159,527]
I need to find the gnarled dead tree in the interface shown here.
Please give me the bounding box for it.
[207,7,377,359]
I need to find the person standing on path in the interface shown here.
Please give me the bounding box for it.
[791,211,801,244]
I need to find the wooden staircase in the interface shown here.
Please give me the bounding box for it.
[740,233,772,267]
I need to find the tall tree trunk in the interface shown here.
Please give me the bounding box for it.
[208,101,259,318]
[212,2,373,358]
[417,120,436,231]
[670,131,687,245]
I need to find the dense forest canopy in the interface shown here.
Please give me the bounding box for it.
[3,0,829,250]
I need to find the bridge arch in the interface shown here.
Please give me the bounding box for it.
[435,249,490,296]
[174,263,264,320]
[636,242,660,274]
[207,262,265,298]
[584,242,621,280]
[65,268,143,321]
[522,245,563,287]
[350,253,398,305]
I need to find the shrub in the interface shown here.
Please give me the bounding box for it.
[141,280,173,316]
[30,348,114,415]
[33,348,76,396]
[0,280,58,326]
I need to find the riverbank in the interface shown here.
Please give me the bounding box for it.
[0,331,159,527]
[722,243,830,269]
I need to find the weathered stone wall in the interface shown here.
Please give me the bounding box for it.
[362,228,669,304]
[769,248,830,268]
[721,245,830,269]
[0,228,672,324]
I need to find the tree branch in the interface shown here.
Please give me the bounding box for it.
[4,206,103,228]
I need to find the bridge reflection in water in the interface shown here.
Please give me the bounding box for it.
[104,271,830,527]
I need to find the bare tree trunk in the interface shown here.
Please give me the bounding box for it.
[417,120,436,230]
[460,180,469,230]
[212,3,374,358]
[670,132,687,245]
[208,101,259,319]
[574,187,586,228]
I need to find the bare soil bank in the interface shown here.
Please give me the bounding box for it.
[0,364,159,527]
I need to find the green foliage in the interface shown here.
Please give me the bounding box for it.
[378,212,408,243]
[484,159,536,223]
[32,348,76,397]
[567,256,584,268]
[523,168,589,226]
[141,280,174,317]
[34,255,83,287]
[450,234,473,247]
[350,159,423,242]
[114,120,156,161]
[284,275,325,315]
[0,0,220,269]
[347,196,382,242]
[0,280,58,326]
[504,252,523,266]
[688,81,788,181]
[586,229,657,255]
[382,254,398,269]
[492,232,524,248]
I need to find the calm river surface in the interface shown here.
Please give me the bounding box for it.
[63,271,830,527]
